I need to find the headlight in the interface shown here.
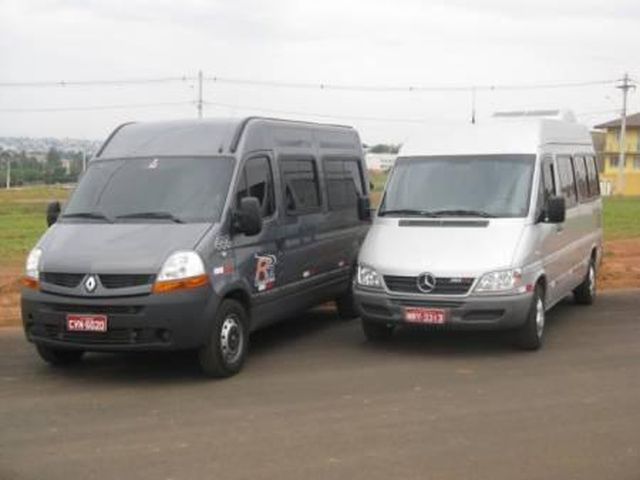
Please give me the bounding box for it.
[25,247,42,280]
[153,251,209,294]
[475,268,524,293]
[357,264,383,288]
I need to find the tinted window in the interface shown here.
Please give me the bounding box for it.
[586,156,600,196]
[324,158,364,210]
[64,157,234,223]
[380,155,535,218]
[572,155,589,201]
[236,157,275,217]
[542,158,556,200]
[280,157,321,213]
[556,155,577,207]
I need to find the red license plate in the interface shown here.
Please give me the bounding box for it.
[404,307,447,325]
[66,314,108,332]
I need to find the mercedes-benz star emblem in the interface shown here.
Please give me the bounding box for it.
[417,272,437,293]
[84,275,97,293]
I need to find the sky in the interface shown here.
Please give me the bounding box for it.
[0,0,639,144]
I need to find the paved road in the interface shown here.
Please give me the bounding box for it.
[1,291,639,480]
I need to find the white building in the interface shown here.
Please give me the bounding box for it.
[365,153,397,171]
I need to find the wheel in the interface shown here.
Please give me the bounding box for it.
[514,285,545,350]
[336,289,359,320]
[198,299,248,378]
[362,318,394,342]
[35,344,84,366]
[574,259,596,305]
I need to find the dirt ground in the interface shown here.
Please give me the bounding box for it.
[1,239,638,328]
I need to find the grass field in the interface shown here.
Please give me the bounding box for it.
[0,184,639,266]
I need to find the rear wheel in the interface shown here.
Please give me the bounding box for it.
[514,285,545,351]
[362,318,394,342]
[574,260,596,305]
[336,289,359,320]
[198,299,248,378]
[36,344,84,366]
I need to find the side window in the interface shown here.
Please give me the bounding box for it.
[323,158,364,210]
[542,157,556,200]
[585,155,600,197]
[556,155,577,208]
[572,155,589,201]
[236,156,275,218]
[279,157,321,214]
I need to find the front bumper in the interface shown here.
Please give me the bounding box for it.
[21,286,219,352]
[353,286,533,330]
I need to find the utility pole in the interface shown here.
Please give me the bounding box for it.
[82,150,87,172]
[197,70,203,119]
[5,159,10,189]
[471,86,477,124]
[616,73,635,194]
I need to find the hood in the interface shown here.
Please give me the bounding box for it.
[38,222,211,274]
[359,218,526,277]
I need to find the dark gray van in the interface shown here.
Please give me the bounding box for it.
[21,117,370,377]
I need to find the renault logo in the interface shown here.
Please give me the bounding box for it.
[417,272,437,293]
[84,275,97,293]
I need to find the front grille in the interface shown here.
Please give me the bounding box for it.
[34,323,166,345]
[44,303,144,315]
[384,275,475,295]
[99,274,155,289]
[41,272,84,288]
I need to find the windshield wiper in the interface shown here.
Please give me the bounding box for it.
[62,211,113,223]
[116,211,185,223]
[378,209,438,217]
[431,209,496,218]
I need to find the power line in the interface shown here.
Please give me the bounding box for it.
[0,74,621,92]
[0,101,193,113]
[205,75,618,92]
[0,77,193,87]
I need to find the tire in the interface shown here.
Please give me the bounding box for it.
[36,344,84,366]
[198,299,249,378]
[574,259,596,305]
[336,289,359,320]
[362,318,394,342]
[514,285,545,351]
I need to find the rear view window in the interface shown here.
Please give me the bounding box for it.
[585,156,600,197]
[280,157,321,213]
[323,158,364,210]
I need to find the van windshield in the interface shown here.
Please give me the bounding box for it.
[379,154,536,218]
[63,156,234,224]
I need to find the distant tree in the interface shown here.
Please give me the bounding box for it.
[44,147,66,184]
[368,144,401,154]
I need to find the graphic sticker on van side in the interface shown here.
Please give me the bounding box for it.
[254,254,277,292]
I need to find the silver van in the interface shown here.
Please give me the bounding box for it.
[22,117,371,377]
[353,112,603,349]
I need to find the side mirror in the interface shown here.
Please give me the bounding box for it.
[357,196,372,221]
[545,196,566,224]
[46,201,61,227]
[234,197,263,236]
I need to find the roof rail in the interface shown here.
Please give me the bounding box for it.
[229,116,353,153]
[95,122,136,158]
[492,110,576,122]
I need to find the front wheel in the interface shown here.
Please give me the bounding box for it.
[362,318,394,342]
[513,286,545,351]
[36,344,84,366]
[574,260,596,305]
[198,299,248,378]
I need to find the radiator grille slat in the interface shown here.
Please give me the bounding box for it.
[384,275,474,295]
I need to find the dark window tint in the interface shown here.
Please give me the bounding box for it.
[572,155,589,201]
[585,155,600,197]
[280,157,321,213]
[324,158,364,210]
[236,157,275,217]
[556,155,577,207]
[542,158,556,200]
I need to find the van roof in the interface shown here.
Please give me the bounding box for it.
[399,117,593,157]
[97,117,356,159]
